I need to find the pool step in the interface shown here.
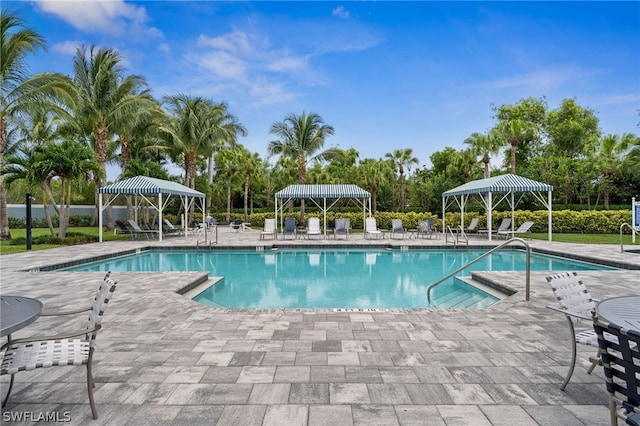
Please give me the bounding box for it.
[429,277,499,309]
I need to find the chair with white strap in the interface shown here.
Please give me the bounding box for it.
[1,273,117,420]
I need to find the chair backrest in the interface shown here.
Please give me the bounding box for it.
[545,272,596,321]
[467,217,479,231]
[391,219,404,232]
[284,217,296,233]
[127,219,143,231]
[308,217,320,232]
[496,218,511,231]
[418,220,431,232]
[365,217,378,232]
[516,221,534,233]
[592,313,640,409]
[264,218,276,232]
[87,273,117,348]
[163,219,176,230]
[335,218,347,233]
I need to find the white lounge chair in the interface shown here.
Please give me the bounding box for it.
[498,221,534,239]
[478,217,511,238]
[416,219,435,239]
[364,217,383,239]
[306,217,322,239]
[260,218,276,240]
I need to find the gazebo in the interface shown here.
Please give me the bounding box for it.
[442,174,553,241]
[275,184,371,237]
[97,176,205,242]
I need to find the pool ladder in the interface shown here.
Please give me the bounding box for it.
[426,237,532,305]
[445,226,468,247]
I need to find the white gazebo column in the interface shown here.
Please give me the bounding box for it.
[99,193,103,243]
[158,192,163,241]
[548,190,553,241]
[487,191,493,241]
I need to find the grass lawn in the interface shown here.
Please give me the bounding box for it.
[1,228,638,255]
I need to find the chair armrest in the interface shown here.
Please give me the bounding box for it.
[41,306,92,316]
[1,325,100,351]
[545,304,591,320]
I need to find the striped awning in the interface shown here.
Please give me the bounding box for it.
[275,184,370,199]
[443,174,553,197]
[98,176,205,198]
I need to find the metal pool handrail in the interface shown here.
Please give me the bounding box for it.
[619,223,634,253]
[426,237,532,305]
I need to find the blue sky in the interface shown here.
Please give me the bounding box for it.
[8,1,640,178]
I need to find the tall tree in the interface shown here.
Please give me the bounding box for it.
[0,10,71,240]
[384,148,419,212]
[267,111,336,222]
[64,45,154,230]
[590,133,635,209]
[496,119,534,174]
[545,98,600,158]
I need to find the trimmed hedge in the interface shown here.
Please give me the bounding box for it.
[243,209,633,234]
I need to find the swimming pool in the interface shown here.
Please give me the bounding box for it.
[63,248,614,309]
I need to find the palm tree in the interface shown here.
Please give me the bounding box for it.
[268,111,336,222]
[463,131,501,178]
[358,158,392,213]
[236,147,261,222]
[592,133,635,209]
[496,119,534,174]
[0,11,72,240]
[63,44,154,230]
[215,148,241,222]
[384,148,419,212]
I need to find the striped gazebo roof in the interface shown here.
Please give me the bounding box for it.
[275,184,371,199]
[98,176,205,198]
[442,174,553,197]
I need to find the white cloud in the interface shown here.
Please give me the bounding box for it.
[158,43,171,55]
[332,6,351,19]
[481,67,590,92]
[198,32,252,54]
[52,40,82,55]
[35,0,162,39]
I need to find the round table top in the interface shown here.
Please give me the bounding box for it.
[1,295,43,337]
[595,295,640,332]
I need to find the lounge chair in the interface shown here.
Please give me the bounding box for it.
[115,220,132,236]
[306,217,322,239]
[128,219,158,239]
[1,273,117,419]
[463,217,480,234]
[391,218,407,239]
[498,221,534,239]
[163,219,182,235]
[364,217,383,239]
[591,310,640,426]
[334,218,349,239]
[545,272,607,391]
[260,218,276,240]
[478,217,511,238]
[416,219,435,239]
[282,217,297,239]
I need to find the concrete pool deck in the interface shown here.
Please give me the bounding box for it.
[1,227,639,425]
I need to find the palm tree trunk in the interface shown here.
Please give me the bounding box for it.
[244,172,249,222]
[206,153,214,212]
[510,139,517,174]
[0,118,11,240]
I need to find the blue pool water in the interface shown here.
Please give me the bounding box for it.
[63,248,614,309]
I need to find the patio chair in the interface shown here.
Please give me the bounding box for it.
[463,217,480,234]
[127,219,158,239]
[260,218,276,240]
[498,221,534,239]
[306,217,322,239]
[282,217,297,239]
[478,217,511,238]
[391,218,408,239]
[163,218,182,235]
[334,218,349,239]
[364,217,383,239]
[231,218,242,232]
[416,218,434,239]
[115,220,132,236]
[545,272,605,391]
[591,311,640,426]
[1,272,117,420]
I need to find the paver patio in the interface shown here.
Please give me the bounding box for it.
[1,226,638,425]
